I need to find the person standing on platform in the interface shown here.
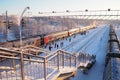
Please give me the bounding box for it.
[57,44,59,49]
[49,45,52,51]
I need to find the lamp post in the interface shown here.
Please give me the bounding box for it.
[5,11,8,41]
[19,6,30,80]
[19,6,30,48]
[2,11,13,42]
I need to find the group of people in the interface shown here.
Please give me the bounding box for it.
[48,41,64,51]
[45,34,77,51]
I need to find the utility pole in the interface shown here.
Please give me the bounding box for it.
[5,11,8,41]
[3,11,12,41]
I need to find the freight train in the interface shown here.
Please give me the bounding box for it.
[103,25,120,80]
[0,25,96,48]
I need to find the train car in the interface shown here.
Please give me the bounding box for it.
[81,25,93,32]
[80,27,87,34]
[43,26,94,44]
[103,25,120,80]
[12,37,41,47]
[43,31,68,44]
[34,38,40,47]
[68,28,80,36]
[44,35,53,44]
[52,31,68,40]
[103,57,120,80]
[0,36,41,48]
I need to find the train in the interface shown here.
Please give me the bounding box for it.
[103,25,120,80]
[0,36,41,48]
[0,25,96,48]
[43,25,95,44]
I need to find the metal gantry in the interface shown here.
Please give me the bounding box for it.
[2,11,13,41]
[38,9,120,20]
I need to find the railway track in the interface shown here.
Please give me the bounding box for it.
[62,26,108,54]
[76,26,109,53]
[62,29,97,51]
[103,25,120,80]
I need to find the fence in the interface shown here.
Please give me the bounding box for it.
[0,48,77,80]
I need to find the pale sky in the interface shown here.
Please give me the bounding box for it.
[0,0,120,16]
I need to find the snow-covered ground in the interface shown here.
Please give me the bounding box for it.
[0,25,110,80]
[43,25,109,80]
[70,26,109,80]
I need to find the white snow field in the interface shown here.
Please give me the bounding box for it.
[70,26,109,80]
[42,25,109,80]
[0,25,109,80]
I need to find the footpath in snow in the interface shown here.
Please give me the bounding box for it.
[70,26,109,80]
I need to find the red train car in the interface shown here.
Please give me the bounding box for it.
[34,38,40,47]
[44,35,53,44]
[43,31,68,44]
